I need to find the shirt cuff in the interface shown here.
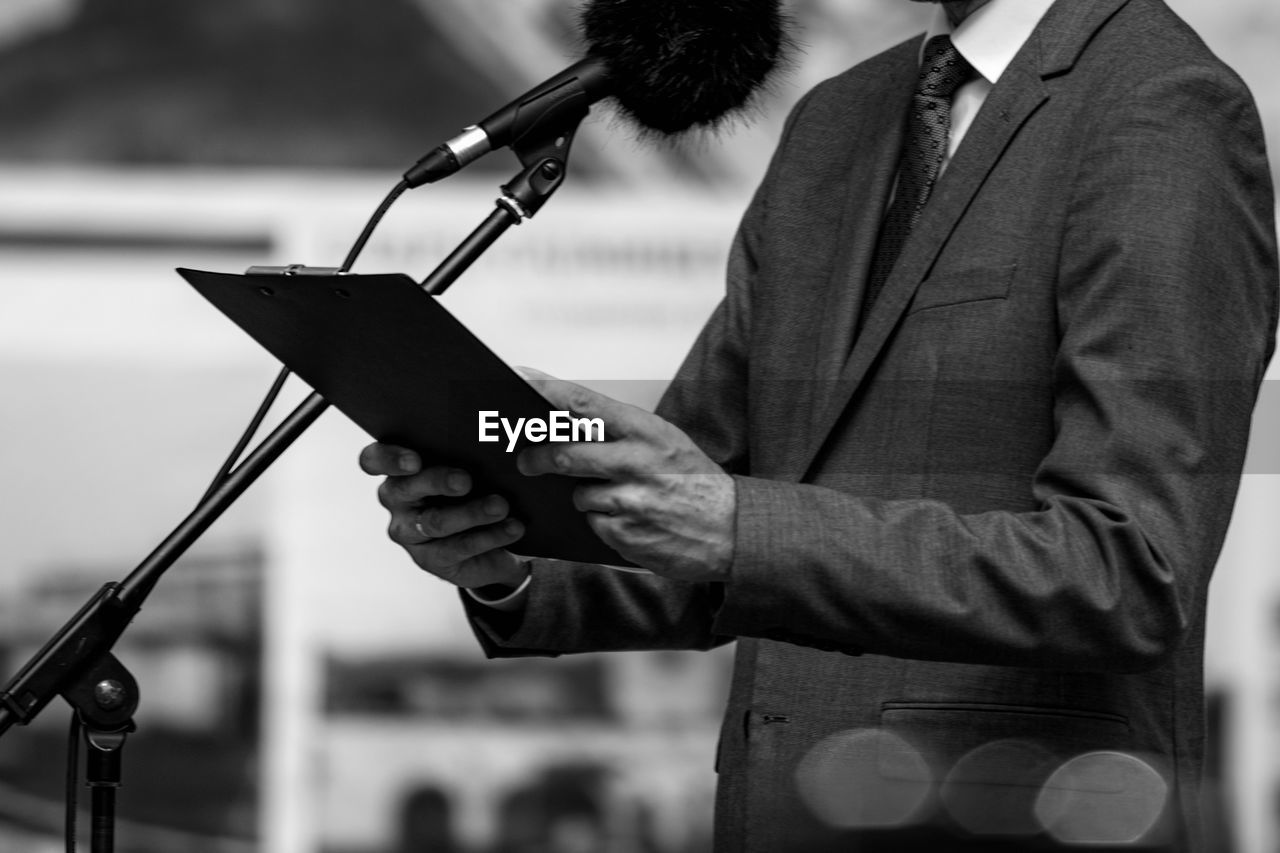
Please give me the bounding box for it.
[465,571,532,612]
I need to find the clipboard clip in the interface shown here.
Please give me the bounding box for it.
[244,264,345,277]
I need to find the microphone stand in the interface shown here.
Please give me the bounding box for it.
[0,118,582,852]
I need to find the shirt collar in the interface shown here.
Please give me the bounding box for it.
[923,0,1057,85]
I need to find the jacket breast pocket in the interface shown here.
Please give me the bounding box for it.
[907,264,1016,315]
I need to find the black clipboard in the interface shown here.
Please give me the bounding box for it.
[177,267,633,568]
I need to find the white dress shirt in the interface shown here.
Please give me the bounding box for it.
[929,0,1056,171]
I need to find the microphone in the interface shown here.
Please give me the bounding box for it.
[404,0,789,187]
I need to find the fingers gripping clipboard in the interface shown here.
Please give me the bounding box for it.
[177,267,634,568]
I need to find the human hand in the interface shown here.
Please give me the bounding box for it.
[359,444,529,590]
[515,368,735,583]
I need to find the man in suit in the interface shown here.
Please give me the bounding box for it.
[361,0,1277,848]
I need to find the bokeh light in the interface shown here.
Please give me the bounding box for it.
[1035,751,1169,845]
[940,738,1054,837]
[794,728,932,829]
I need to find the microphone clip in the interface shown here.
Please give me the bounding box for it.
[498,117,581,221]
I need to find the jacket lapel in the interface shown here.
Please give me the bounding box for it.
[790,0,1131,482]
[765,49,917,479]
[811,55,916,386]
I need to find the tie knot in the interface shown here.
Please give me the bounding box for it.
[917,34,974,100]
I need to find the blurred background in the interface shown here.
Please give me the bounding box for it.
[0,1,1276,851]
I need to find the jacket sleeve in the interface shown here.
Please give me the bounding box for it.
[712,64,1279,671]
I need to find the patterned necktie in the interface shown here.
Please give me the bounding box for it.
[860,35,975,319]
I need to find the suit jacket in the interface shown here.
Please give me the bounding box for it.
[466,0,1278,849]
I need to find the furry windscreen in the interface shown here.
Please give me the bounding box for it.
[581,0,791,135]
